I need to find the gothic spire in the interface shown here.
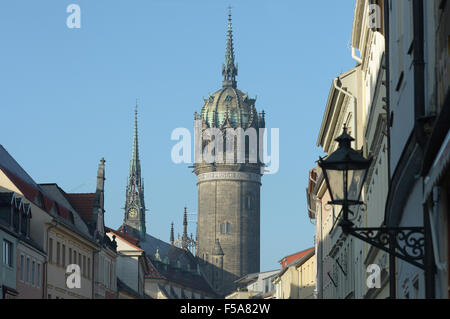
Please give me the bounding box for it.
[130,100,141,180]
[222,6,238,88]
[123,99,146,242]
[182,206,188,250]
[170,222,174,246]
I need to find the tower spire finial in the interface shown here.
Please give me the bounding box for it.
[222,6,238,88]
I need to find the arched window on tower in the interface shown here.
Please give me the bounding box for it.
[245,194,253,210]
[220,222,231,234]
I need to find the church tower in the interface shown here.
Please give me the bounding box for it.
[123,102,147,241]
[193,8,265,295]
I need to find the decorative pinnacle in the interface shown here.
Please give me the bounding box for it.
[182,207,188,250]
[170,222,174,245]
[130,99,141,178]
[222,6,238,88]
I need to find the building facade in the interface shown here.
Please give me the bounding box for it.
[309,0,449,299]
[273,248,314,299]
[385,0,449,299]
[351,0,390,299]
[225,270,278,299]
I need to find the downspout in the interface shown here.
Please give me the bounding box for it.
[383,0,396,299]
[333,78,358,148]
[43,220,58,299]
[412,0,426,148]
[352,47,363,64]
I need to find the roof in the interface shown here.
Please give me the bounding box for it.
[113,229,216,297]
[106,227,141,251]
[279,248,315,269]
[38,183,91,237]
[235,269,279,285]
[294,248,315,268]
[212,238,224,256]
[201,86,262,130]
[0,145,98,244]
[147,258,216,296]
[117,278,141,299]
[0,146,76,225]
[0,145,39,188]
[65,193,95,224]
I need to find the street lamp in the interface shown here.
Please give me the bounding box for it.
[317,125,428,277]
[318,125,371,227]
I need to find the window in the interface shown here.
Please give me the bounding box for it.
[48,294,51,299]
[83,255,86,277]
[87,258,90,279]
[37,263,41,288]
[26,257,30,283]
[78,253,81,273]
[32,261,35,286]
[220,222,231,234]
[0,205,11,225]
[48,238,53,263]
[245,195,253,209]
[21,213,28,236]
[13,209,19,231]
[62,244,66,267]
[56,242,60,265]
[69,248,72,264]
[3,240,13,267]
[20,255,24,281]
[73,250,77,265]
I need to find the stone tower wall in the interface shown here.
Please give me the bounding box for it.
[196,171,261,294]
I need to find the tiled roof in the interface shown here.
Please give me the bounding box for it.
[145,257,165,280]
[106,227,141,250]
[65,193,95,224]
[0,145,39,187]
[279,247,315,268]
[0,146,97,238]
[0,167,75,223]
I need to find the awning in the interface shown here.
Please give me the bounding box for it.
[424,131,450,201]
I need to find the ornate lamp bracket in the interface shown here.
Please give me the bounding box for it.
[340,220,425,270]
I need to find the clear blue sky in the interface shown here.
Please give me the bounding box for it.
[0,0,356,271]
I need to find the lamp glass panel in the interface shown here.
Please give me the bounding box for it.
[347,168,365,202]
[326,169,345,202]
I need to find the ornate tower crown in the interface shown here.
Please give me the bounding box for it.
[198,7,265,132]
